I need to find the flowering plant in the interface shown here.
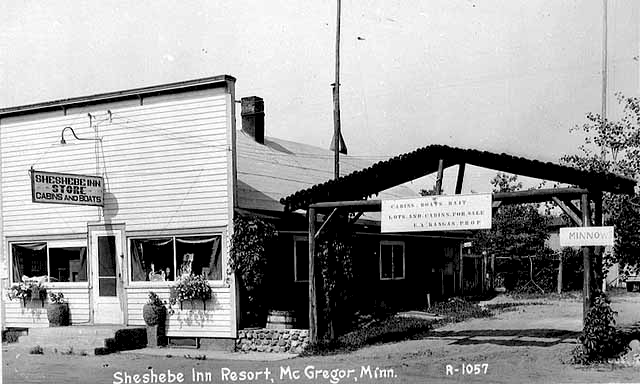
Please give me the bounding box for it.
[49,292,66,304]
[168,273,212,312]
[7,280,47,306]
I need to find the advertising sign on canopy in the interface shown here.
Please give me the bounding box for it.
[381,194,492,233]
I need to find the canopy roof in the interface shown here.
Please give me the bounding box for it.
[281,144,636,212]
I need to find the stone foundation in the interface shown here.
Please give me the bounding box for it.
[236,329,309,354]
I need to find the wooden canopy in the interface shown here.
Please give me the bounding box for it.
[286,144,637,344]
[281,144,636,212]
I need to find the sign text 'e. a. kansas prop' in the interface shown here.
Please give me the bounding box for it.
[381,194,492,233]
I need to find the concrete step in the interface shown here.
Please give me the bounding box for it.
[16,326,146,356]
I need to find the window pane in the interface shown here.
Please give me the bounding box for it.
[130,238,173,281]
[99,277,116,296]
[49,247,87,282]
[380,244,392,279]
[98,236,116,276]
[392,245,404,279]
[295,240,309,282]
[176,236,222,280]
[12,243,47,282]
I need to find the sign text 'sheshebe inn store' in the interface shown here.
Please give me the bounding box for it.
[0,76,239,339]
[31,170,104,206]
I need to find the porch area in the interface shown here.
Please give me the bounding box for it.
[9,325,146,356]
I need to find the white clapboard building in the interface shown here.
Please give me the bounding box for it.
[0,76,238,338]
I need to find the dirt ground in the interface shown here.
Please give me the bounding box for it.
[4,291,640,384]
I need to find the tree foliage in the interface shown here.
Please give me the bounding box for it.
[472,173,551,259]
[560,93,640,272]
[229,215,278,326]
[571,293,628,364]
[316,214,355,340]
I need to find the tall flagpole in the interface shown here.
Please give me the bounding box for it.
[333,0,342,180]
[601,0,607,161]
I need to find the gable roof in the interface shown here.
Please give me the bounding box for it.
[236,131,417,212]
[281,144,637,212]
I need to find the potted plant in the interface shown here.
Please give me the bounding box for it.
[7,280,47,307]
[143,292,167,347]
[168,273,212,312]
[47,292,70,326]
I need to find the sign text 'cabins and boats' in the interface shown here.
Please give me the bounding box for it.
[559,226,615,247]
[381,194,492,233]
[31,170,104,207]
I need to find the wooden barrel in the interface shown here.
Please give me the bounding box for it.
[266,310,295,329]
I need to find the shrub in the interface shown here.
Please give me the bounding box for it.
[301,317,433,356]
[47,292,70,327]
[229,216,277,327]
[29,345,43,355]
[429,297,492,323]
[143,292,167,326]
[571,293,629,364]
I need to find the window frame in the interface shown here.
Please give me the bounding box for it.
[379,240,406,281]
[293,236,309,283]
[127,233,225,287]
[9,238,89,288]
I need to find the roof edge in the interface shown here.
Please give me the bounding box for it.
[0,75,236,118]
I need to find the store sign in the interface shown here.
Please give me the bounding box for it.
[31,170,104,207]
[381,194,492,233]
[559,226,615,247]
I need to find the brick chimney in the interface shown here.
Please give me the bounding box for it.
[241,96,264,144]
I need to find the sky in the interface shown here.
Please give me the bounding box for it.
[1,0,638,192]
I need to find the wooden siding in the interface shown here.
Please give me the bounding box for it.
[1,90,236,335]
[125,286,233,337]
[3,285,90,327]
[0,94,230,237]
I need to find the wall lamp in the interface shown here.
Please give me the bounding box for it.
[60,126,102,145]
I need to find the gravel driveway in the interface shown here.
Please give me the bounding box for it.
[4,291,640,383]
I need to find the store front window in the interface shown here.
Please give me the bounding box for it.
[130,235,222,282]
[11,241,88,283]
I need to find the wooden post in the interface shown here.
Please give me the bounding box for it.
[582,193,592,326]
[435,159,444,194]
[491,254,495,291]
[459,252,464,295]
[594,192,604,293]
[308,208,318,343]
[557,254,563,294]
[333,0,342,180]
[455,163,465,194]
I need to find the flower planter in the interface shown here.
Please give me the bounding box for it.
[47,303,70,327]
[145,323,167,347]
[143,301,167,347]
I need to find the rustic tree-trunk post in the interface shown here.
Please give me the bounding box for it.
[455,163,465,194]
[593,192,604,293]
[491,254,495,291]
[435,159,444,194]
[581,193,592,326]
[308,208,318,344]
[557,254,563,294]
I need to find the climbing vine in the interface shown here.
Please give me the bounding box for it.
[229,215,278,326]
[316,214,355,340]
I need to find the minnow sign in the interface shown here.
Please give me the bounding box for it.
[31,170,104,207]
[559,226,615,247]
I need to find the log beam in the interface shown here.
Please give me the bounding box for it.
[455,163,466,194]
